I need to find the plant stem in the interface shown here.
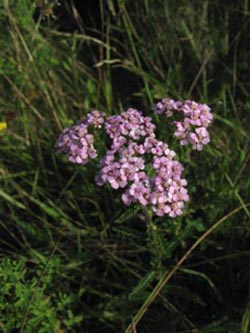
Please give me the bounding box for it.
[125,202,250,333]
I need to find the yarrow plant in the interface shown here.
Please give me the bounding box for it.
[153,98,213,150]
[56,110,105,164]
[56,99,213,218]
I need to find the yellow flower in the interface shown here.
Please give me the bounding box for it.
[0,122,7,132]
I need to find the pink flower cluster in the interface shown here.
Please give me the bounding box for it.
[96,109,189,217]
[105,108,156,142]
[56,100,213,218]
[85,110,105,128]
[55,110,105,165]
[153,98,213,150]
[121,138,189,218]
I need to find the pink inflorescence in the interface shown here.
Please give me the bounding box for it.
[95,108,189,217]
[55,110,105,165]
[85,110,105,128]
[105,108,156,142]
[153,98,213,150]
[56,102,212,218]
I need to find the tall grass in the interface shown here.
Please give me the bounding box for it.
[0,0,250,332]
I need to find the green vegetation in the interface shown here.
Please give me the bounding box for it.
[0,0,250,332]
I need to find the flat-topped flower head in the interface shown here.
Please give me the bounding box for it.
[153,98,213,150]
[96,142,146,189]
[57,101,212,218]
[56,122,97,165]
[182,100,213,127]
[96,133,189,217]
[105,108,156,142]
[153,98,182,117]
[56,110,105,165]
